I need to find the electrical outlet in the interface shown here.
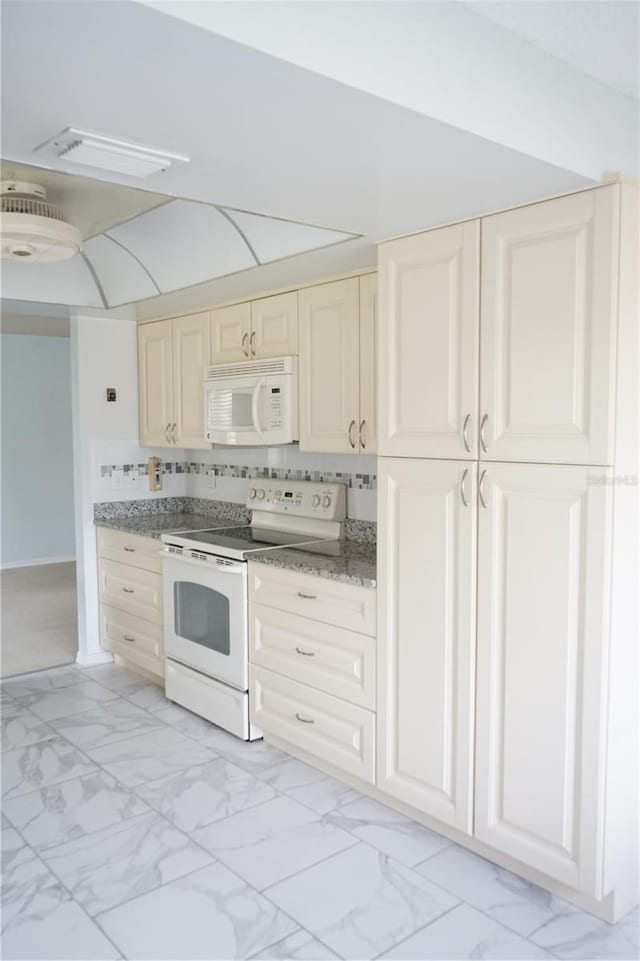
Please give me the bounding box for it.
[207,470,216,489]
[111,468,124,490]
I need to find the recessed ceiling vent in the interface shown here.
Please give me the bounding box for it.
[0,181,81,262]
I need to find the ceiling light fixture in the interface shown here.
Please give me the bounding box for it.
[35,128,190,179]
[0,181,81,262]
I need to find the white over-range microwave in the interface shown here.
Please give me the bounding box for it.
[204,355,298,446]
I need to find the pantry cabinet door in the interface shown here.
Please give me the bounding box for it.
[251,291,298,358]
[475,463,611,895]
[138,320,173,447]
[480,186,619,465]
[172,311,211,449]
[210,302,251,364]
[359,273,377,454]
[298,278,360,453]
[378,220,479,459]
[377,458,477,833]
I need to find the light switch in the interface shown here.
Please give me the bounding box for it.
[128,469,139,489]
[207,470,216,489]
[111,468,124,490]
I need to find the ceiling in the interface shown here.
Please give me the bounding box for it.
[0,162,358,309]
[2,0,635,319]
[472,1,639,98]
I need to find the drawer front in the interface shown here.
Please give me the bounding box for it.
[166,660,252,740]
[250,665,375,784]
[99,604,164,678]
[250,603,375,709]
[98,558,163,624]
[250,562,376,636]
[97,528,162,574]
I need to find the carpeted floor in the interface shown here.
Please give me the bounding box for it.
[0,561,78,678]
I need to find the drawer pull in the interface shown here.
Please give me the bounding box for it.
[123,547,136,553]
[123,635,136,643]
[122,587,135,594]
[295,647,315,657]
[295,712,315,724]
[297,591,317,600]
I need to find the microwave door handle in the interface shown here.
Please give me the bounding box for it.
[251,378,265,440]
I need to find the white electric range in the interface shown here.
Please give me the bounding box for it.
[160,478,346,739]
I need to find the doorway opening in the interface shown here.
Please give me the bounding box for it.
[0,311,77,677]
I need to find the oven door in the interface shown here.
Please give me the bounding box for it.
[161,550,248,691]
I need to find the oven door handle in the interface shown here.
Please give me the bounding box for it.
[161,548,245,574]
[251,378,265,440]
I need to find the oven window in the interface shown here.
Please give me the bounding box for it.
[173,581,230,655]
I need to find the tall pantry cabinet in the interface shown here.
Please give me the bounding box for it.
[377,183,638,921]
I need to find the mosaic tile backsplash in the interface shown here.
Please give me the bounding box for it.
[100,460,377,491]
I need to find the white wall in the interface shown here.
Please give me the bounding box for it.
[0,333,75,567]
[71,314,144,665]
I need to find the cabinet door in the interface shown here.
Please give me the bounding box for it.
[210,302,251,364]
[480,187,619,465]
[138,320,173,447]
[475,463,611,894]
[298,278,359,453]
[359,273,377,454]
[251,291,298,358]
[377,458,477,832]
[378,221,479,459]
[172,311,211,448]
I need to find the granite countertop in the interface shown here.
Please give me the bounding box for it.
[250,539,377,588]
[94,513,238,539]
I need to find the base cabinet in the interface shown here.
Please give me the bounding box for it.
[97,528,164,679]
[474,463,612,895]
[377,458,477,833]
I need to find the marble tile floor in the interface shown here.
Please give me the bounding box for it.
[1,662,638,961]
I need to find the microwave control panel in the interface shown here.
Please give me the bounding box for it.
[247,478,346,521]
[267,388,282,429]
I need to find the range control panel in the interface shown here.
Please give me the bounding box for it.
[247,478,346,521]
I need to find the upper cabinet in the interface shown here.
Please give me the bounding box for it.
[138,320,173,448]
[251,292,298,359]
[359,273,378,455]
[138,311,210,449]
[378,186,620,467]
[172,312,211,448]
[480,187,619,466]
[378,221,480,460]
[298,274,377,454]
[210,292,298,364]
[210,302,250,364]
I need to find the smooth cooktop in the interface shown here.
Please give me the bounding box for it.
[165,525,333,557]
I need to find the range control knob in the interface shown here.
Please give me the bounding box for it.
[256,489,266,501]
[322,495,332,509]
[249,487,257,499]
[312,494,321,507]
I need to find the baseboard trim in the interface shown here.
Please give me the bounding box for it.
[0,555,76,571]
[76,649,113,668]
